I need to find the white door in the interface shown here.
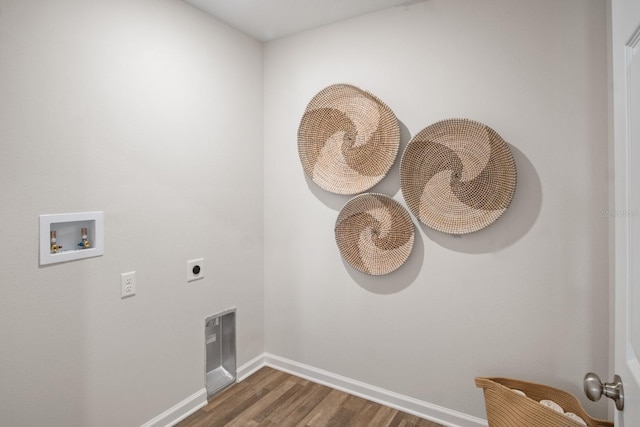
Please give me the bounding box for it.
[612,0,640,425]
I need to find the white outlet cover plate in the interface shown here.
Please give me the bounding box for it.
[187,258,204,282]
[121,271,136,298]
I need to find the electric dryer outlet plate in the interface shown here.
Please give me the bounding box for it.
[187,258,204,282]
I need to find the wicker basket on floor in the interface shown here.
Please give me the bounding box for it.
[475,377,612,427]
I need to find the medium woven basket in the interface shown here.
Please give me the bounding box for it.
[475,377,612,427]
[298,84,400,195]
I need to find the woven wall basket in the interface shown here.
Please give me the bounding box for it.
[298,84,400,195]
[335,193,414,275]
[476,377,613,427]
[400,118,516,234]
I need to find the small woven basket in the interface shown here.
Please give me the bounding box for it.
[334,193,414,275]
[475,377,612,427]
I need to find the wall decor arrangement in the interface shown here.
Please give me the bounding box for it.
[334,193,414,275]
[297,84,400,195]
[399,118,517,235]
[297,84,518,274]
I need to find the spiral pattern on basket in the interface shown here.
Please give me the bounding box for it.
[400,118,516,234]
[298,84,400,195]
[335,194,414,275]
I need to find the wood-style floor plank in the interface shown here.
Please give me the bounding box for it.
[175,367,445,427]
[346,400,381,427]
[296,388,350,426]
[268,382,334,427]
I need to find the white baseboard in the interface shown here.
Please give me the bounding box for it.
[262,353,488,427]
[237,353,267,381]
[142,388,207,427]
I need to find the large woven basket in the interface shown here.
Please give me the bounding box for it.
[400,118,516,234]
[475,377,612,427]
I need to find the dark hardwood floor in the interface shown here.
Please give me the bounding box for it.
[176,367,444,427]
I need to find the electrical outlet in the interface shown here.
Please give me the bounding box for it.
[121,271,136,298]
[187,258,204,282]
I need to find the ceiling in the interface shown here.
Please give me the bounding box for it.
[183,0,419,41]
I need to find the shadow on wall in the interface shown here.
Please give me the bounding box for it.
[421,144,541,254]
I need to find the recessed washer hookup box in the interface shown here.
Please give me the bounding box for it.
[205,308,236,398]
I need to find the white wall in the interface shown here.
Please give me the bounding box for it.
[264,0,610,421]
[0,0,611,425]
[0,1,264,426]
